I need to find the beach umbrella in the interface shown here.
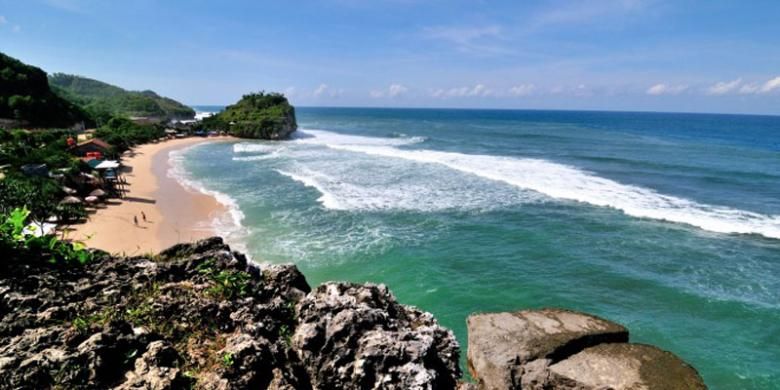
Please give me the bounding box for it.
[89,189,107,197]
[60,196,82,204]
[62,186,77,195]
[85,196,100,204]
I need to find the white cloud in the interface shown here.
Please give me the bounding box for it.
[313,84,329,97]
[759,76,780,93]
[388,84,408,97]
[646,83,688,95]
[739,84,760,94]
[431,84,493,98]
[0,16,7,25]
[283,87,297,97]
[422,25,509,55]
[706,78,741,95]
[531,0,646,30]
[509,84,536,96]
[737,76,780,95]
[373,84,409,98]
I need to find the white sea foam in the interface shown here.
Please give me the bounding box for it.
[194,111,216,121]
[319,142,780,240]
[229,129,780,239]
[293,128,426,147]
[232,143,283,154]
[168,146,249,255]
[275,169,343,210]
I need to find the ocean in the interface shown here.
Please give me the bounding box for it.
[180,107,780,389]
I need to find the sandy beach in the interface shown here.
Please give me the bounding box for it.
[69,137,229,255]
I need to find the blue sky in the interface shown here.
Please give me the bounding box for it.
[1,0,780,114]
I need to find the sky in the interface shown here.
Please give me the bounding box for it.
[1,0,779,115]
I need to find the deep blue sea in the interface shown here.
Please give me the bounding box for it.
[182,106,780,389]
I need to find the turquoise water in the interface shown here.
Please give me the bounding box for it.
[182,107,780,389]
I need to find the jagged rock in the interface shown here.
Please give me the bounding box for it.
[293,282,461,389]
[118,340,188,390]
[546,343,706,390]
[216,333,274,389]
[0,238,461,389]
[467,309,628,389]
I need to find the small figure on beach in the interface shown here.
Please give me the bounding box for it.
[133,216,138,226]
[141,211,147,222]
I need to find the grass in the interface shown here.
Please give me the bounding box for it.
[196,259,253,300]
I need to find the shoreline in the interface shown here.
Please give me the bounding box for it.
[68,137,233,255]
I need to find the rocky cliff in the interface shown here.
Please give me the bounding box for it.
[201,93,297,140]
[0,237,705,389]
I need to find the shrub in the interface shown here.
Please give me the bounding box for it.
[0,207,93,266]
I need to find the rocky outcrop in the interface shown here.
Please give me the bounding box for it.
[0,237,706,389]
[467,309,706,389]
[0,237,456,389]
[293,283,460,389]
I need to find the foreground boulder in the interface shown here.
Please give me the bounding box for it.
[467,309,705,389]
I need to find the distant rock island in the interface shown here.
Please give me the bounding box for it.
[0,237,706,389]
[201,92,297,140]
[49,73,196,123]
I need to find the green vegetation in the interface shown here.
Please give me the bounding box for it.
[201,92,296,139]
[0,52,88,127]
[220,352,235,368]
[50,73,195,124]
[196,259,253,300]
[94,117,165,153]
[0,128,92,224]
[0,207,93,266]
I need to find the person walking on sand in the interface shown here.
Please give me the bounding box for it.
[141,211,147,223]
[134,216,138,226]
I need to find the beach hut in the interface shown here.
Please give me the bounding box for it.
[60,196,82,205]
[89,189,107,197]
[72,138,112,158]
[20,164,49,177]
[95,160,120,170]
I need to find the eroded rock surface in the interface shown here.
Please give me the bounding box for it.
[293,282,460,389]
[0,237,459,389]
[547,343,706,390]
[467,309,705,390]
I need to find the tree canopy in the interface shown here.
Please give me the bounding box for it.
[49,73,195,124]
[0,52,88,128]
[202,92,297,139]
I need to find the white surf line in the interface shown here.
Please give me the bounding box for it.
[326,143,780,239]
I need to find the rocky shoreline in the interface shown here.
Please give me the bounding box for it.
[0,237,705,389]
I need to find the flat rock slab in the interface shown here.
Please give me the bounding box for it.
[467,308,629,389]
[548,343,707,390]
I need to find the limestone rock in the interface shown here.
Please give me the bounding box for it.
[293,282,461,389]
[118,340,188,390]
[546,343,706,390]
[467,309,628,389]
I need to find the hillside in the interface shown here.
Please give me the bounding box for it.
[49,73,195,123]
[202,92,297,139]
[0,52,88,128]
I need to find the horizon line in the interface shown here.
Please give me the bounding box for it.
[187,104,780,118]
